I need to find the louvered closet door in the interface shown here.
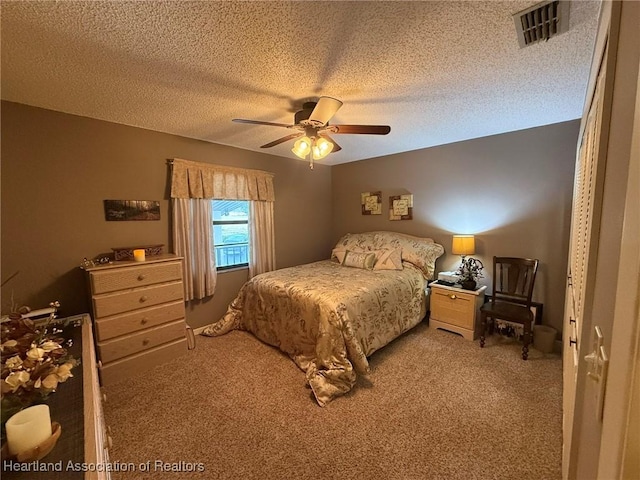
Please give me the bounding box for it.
[562,43,608,479]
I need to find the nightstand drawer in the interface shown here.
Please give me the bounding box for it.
[95,301,185,340]
[431,290,476,329]
[98,319,186,363]
[93,282,184,318]
[90,261,183,294]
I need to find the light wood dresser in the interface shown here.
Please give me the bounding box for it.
[429,283,487,340]
[82,314,111,480]
[85,254,189,385]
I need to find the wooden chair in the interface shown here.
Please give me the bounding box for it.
[479,257,539,360]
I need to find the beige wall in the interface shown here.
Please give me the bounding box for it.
[1,101,579,334]
[1,101,333,329]
[331,120,580,333]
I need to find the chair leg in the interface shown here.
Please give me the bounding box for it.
[522,321,532,360]
[480,313,487,348]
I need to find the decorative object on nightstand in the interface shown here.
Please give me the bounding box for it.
[429,282,486,340]
[479,256,539,360]
[456,257,484,290]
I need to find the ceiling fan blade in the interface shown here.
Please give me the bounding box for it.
[233,118,295,128]
[260,132,303,148]
[309,96,343,126]
[318,133,342,152]
[330,125,391,135]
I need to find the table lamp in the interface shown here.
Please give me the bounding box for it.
[452,234,475,259]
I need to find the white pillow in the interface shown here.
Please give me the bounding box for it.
[373,248,403,271]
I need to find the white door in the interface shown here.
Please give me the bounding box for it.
[563,1,640,478]
[562,54,607,478]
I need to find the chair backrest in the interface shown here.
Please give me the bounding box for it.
[491,257,539,306]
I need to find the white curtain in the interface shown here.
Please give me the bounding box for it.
[249,201,276,278]
[170,158,276,300]
[172,198,216,301]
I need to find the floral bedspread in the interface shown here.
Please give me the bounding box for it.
[203,260,427,406]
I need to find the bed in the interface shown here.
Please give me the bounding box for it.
[203,231,444,405]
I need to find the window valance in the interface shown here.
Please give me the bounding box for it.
[170,158,275,201]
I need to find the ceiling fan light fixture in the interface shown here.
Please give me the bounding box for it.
[312,137,334,160]
[291,136,312,159]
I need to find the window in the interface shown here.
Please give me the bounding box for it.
[212,200,250,270]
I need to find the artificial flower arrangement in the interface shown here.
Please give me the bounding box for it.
[456,257,485,290]
[1,302,77,432]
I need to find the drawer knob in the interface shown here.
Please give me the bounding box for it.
[137,274,146,281]
[449,294,457,300]
[141,317,148,325]
[139,295,148,303]
[142,339,150,346]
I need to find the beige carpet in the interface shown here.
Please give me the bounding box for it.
[103,322,562,480]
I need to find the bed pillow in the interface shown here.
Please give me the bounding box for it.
[333,231,444,279]
[331,247,348,264]
[342,250,376,270]
[373,248,403,271]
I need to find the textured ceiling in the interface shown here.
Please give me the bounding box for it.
[1,1,600,165]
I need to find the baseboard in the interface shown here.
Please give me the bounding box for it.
[193,326,208,335]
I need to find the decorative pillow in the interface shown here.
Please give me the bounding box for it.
[331,248,348,264]
[342,250,376,270]
[373,248,403,271]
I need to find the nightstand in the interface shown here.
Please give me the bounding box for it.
[429,282,487,340]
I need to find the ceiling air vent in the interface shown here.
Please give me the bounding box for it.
[513,0,570,48]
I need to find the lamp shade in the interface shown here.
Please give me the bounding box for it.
[312,137,334,160]
[291,137,312,159]
[452,235,475,255]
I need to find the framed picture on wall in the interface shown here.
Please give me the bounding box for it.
[104,200,161,221]
[389,194,413,220]
[361,191,382,215]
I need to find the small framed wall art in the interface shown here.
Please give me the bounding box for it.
[361,191,382,215]
[104,200,161,221]
[389,194,413,220]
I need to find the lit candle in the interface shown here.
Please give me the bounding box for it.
[5,404,52,456]
[133,249,146,262]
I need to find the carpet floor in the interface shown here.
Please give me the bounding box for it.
[103,321,562,480]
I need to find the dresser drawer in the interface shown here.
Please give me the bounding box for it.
[95,301,185,340]
[93,282,184,318]
[98,319,186,363]
[99,338,188,386]
[90,261,183,294]
[431,290,476,329]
